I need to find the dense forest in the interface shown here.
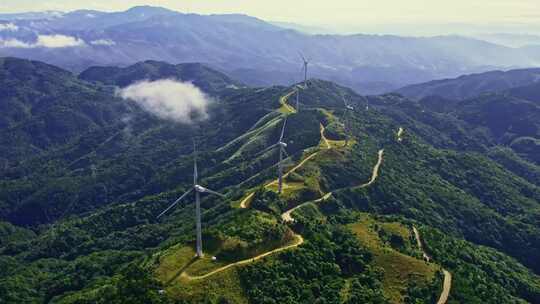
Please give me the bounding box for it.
[0,57,539,303]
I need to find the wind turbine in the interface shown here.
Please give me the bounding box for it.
[157,142,225,258]
[363,96,370,111]
[299,52,309,89]
[342,94,354,146]
[276,118,290,194]
[256,118,291,193]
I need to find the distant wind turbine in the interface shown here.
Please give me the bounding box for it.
[256,118,291,194]
[276,118,290,193]
[342,94,354,146]
[157,141,225,258]
[299,52,309,89]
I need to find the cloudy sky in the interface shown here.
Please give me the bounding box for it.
[1,0,539,35]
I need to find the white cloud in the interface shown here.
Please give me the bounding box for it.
[117,79,211,124]
[0,38,32,48]
[90,39,115,46]
[0,23,18,31]
[0,34,86,48]
[35,34,86,48]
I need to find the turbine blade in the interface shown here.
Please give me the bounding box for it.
[279,117,287,142]
[254,143,279,158]
[193,140,198,184]
[157,188,194,219]
[202,187,226,198]
[281,146,291,159]
[299,51,306,62]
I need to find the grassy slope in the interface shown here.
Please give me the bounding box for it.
[348,214,438,303]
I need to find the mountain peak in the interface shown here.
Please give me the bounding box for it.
[124,5,176,15]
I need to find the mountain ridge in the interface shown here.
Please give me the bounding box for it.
[2,6,540,94]
[0,57,539,303]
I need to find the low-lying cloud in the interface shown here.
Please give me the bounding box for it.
[0,38,31,48]
[90,39,115,46]
[0,34,86,48]
[117,79,211,124]
[0,23,18,32]
[36,34,86,48]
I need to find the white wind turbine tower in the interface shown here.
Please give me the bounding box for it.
[256,118,291,194]
[342,94,354,146]
[157,142,225,258]
[276,118,290,194]
[299,52,309,89]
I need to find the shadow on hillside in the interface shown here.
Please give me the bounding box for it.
[165,256,198,286]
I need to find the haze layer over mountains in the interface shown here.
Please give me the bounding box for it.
[1,6,540,94]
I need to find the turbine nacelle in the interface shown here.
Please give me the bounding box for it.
[278,141,287,148]
[194,184,207,193]
[346,105,354,110]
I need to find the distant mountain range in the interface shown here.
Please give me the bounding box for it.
[396,67,540,100]
[1,6,540,94]
[474,33,540,48]
[392,67,540,165]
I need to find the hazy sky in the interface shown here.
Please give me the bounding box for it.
[1,0,539,35]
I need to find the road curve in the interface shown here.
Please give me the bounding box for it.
[437,270,452,304]
[280,90,297,113]
[359,149,384,188]
[281,192,333,222]
[412,226,431,263]
[413,226,452,304]
[320,123,331,149]
[183,234,304,280]
[282,148,384,222]
[238,120,328,209]
[239,192,255,209]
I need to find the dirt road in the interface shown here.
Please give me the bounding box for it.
[183,234,304,280]
[359,149,384,188]
[437,270,452,304]
[320,123,331,149]
[413,226,452,304]
[281,192,333,222]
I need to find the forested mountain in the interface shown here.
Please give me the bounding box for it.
[79,60,243,93]
[2,6,540,94]
[0,57,539,304]
[392,68,540,165]
[395,67,540,100]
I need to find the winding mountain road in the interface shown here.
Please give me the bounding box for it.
[413,226,452,304]
[412,226,431,263]
[279,90,297,113]
[437,270,452,304]
[282,149,384,222]
[239,192,255,209]
[320,123,331,149]
[239,122,331,209]
[188,92,386,282]
[183,234,304,281]
[359,149,384,188]
[281,192,333,222]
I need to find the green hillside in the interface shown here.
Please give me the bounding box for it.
[1,58,539,304]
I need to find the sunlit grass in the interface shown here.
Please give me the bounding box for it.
[348,214,438,304]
